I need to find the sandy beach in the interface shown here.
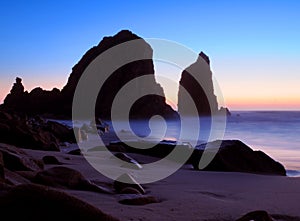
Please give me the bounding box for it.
[22,143,300,221]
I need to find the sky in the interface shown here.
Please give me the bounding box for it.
[0,0,299,110]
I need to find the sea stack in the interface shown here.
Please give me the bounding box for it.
[2,30,177,119]
[177,52,219,116]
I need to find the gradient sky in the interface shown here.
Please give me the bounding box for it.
[0,0,299,110]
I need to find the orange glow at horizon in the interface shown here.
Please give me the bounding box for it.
[225,97,300,110]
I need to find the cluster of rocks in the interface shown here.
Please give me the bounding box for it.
[0,141,160,220]
[0,143,119,220]
[108,139,286,176]
[0,110,77,151]
[1,29,231,120]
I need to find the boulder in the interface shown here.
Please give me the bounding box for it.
[236,210,273,221]
[0,143,43,172]
[0,184,119,221]
[33,166,112,194]
[191,140,286,176]
[109,140,192,163]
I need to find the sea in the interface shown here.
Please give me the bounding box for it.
[57,111,300,176]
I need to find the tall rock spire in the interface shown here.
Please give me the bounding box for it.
[178,51,218,116]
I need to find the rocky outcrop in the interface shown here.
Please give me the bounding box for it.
[3,77,62,116]
[177,52,219,116]
[0,110,75,151]
[2,30,177,119]
[191,140,286,176]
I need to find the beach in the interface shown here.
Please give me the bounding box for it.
[23,145,300,221]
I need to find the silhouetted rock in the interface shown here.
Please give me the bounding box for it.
[178,52,219,116]
[0,184,119,221]
[108,140,192,162]
[0,110,77,151]
[219,106,231,116]
[3,77,62,116]
[2,30,177,119]
[236,210,274,221]
[46,120,75,143]
[191,140,286,176]
[33,166,112,193]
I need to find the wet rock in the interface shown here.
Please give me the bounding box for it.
[114,173,145,194]
[0,184,120,221]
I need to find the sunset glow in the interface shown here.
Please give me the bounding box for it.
[0,1,299,111]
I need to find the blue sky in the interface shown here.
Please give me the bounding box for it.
[0,0,299,109]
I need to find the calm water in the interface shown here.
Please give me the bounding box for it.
[224,111,300,173]
[58,111,300,174]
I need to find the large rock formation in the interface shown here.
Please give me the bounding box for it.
[191,140,286,176]
[178,52,219,116]
[2,30,177,119]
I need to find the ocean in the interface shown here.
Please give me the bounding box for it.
[224,111,300,175]
[58,111,300,176]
